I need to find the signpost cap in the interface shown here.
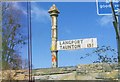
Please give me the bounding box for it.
[48,4,60,16]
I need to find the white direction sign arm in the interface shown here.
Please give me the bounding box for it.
[57,38,97,50]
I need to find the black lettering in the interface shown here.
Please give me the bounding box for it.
[60,42,62,45]
[67,45,71,49]
[78,45,81,48]
[87,44,91,48]
[60,46,63,49]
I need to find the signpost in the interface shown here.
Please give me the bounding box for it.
[57,38,97,50]
[96,0,119,15]
[48,5,98,68]
[49,4,59,68]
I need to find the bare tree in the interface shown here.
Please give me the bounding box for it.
[2,2,27,70]
[80,46,118,64]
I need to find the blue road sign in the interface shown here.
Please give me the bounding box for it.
[96,0,119,15]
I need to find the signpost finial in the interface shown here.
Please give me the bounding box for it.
[48,4,60,16]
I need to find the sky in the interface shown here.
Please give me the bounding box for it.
[7,2,118,69]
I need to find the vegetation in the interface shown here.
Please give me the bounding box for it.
[0,2,2,71]
[2,2,27,70]
[80,46,118,64]
[80,45,118,80]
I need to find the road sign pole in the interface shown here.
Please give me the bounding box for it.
[118,0,120,79]
[111,1,120,78]
[118,1,120,63]
[48,4,60,68]
[111,0,120,63]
